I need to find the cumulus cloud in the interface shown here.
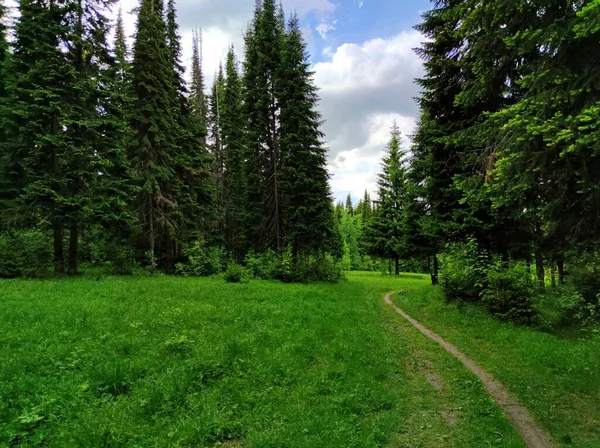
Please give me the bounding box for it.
[118,0,336,84]
[312,31,424,200]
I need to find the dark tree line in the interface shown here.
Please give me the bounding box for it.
[360,0,600,322]
[0,0,336,278]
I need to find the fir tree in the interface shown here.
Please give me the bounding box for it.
[366,123,408,275]
[279,14,334,258]
[243,0,285,252]
[221,46,247,262]
[345,193,354,215]
[3,0,73,274]
[61,0,120,274]
[208,65,225,239]
[129,0,179,268]
[190,28,208,145]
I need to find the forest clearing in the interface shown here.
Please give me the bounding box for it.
[2,0,600,446]
[1,272,598,447]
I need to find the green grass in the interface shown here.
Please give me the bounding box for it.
[392,285,600,448]
[1,271,525,447]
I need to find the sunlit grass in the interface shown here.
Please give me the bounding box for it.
[393,286,600,448]
[1,272,523,447]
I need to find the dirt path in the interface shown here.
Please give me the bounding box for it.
[384,291,556,448]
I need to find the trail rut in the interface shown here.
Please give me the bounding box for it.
[384,291,556,448]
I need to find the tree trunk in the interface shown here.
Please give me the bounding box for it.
[535,247,545,293]
[557,256,565,284]
[395,256,400,275]
[551,263,556,289]
[68,222,78,276]
[53,222,64,275]
[431,254,439,286]
[388,258,391,275]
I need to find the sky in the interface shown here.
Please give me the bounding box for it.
[5,0,431,203]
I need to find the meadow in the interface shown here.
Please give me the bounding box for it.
[0,272,597,447]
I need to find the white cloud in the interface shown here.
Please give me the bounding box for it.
[358,0,364,8]
[316,18,337,39]
[313,31,425,201]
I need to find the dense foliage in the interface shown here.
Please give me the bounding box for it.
[390,0,600,324]
[0,0,339,282]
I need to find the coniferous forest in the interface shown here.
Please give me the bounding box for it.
[1,1,600,446]
[0,0,340,282]
[1,0,600,323]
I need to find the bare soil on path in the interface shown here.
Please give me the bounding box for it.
[384,291,557,448]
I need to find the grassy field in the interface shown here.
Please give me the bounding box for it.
[392,286,600,448]
[0,272,526,447]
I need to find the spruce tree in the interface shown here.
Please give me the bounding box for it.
[221,46,247,262]
[130,0,179,268]
[243,0,285,252]
[3,0,73,274]
[95,5,138,253]
[208,66,226,240]
[61,0,119,274]
[278,14,334,258]
[190,28,208,145]
[0,0,9,218]
[366,123,408,275]
[345,193,354,215]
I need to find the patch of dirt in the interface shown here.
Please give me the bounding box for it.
[385,291,557,448]
[440,410,458,426]
[219,441,241,448]
[413,359,444,391]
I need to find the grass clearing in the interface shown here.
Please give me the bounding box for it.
[392,286,600,448]
[0,272,525,447]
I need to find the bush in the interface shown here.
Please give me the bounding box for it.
[224,262,248,283]
[0,231,52,278]
[439,239,487,303]
[175,240,223,277]
[103,240,138,275]
[483,259,537,324]
[244,250,278,279]
[558,291,600,327]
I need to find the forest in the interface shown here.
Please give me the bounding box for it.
[1,0,599,446]
[0,0,599,321]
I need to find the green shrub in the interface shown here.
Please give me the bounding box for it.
[224,262,248,283]
[483,259,537,324]
[103,240,138,275]
[244,250,278,279]
[0,231,51,278]
[304,254,345,283]
[439,239,487,303]
[175,240,223,277]
[558,290,600,327]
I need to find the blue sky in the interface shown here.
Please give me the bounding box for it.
[306,0,430,64]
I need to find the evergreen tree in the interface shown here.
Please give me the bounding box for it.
[221,46,247,262]
[345,193,354,215]
[3,0,74,274]
[366,123,408,275]
[279,14,335,258]
[0,0,10,221]
[95,5,138,254]
[190,28,208,144]
[208,65,225,239]
[129,0,180,268]
[0,0,8,101]
[243,0,285,252]
[165,0,214,254]
[60,0,121,274]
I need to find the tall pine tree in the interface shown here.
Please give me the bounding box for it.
[366,123,408,275]
[129,0,180,268]
[278,14,335,258]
